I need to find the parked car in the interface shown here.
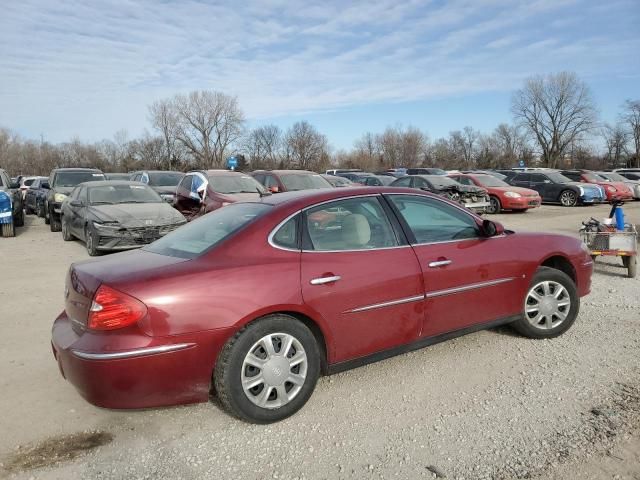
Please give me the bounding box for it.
[129,170,184,204]
[45,168,105,232]
[595,172,640,200]
[19,176,40,199]
[506,171,604,206]
[448,173,541,214]
[361,175,395,186]
[175,170,267,221]
[60,181,186,256]
[390,174,490,214]
[24,177,50,216]
[104,173,132,181]
[559,170,633,202]
[462,170,507,180]
[321,174,354,187]
[251,170,332,193]
[334,172,376,184]
[0,168,24,236]
[325,169,362,176]
[51,187,593,423]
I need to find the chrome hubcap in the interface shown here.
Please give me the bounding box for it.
[561,192,575,205]
[524,281,571,329]
[241,333,307,409]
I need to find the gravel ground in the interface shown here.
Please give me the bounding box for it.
[0,202,639,480]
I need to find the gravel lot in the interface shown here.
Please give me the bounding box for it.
[1,202,639,480]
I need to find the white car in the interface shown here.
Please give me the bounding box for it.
[598,171,640,200]
[19,176,42,199]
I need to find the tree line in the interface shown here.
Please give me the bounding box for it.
[1,72,639,176]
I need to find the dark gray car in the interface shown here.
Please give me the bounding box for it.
[60,181,186,256]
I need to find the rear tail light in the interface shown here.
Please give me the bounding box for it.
[88,285,147,330]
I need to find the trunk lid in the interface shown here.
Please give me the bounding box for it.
[64,249,188,330]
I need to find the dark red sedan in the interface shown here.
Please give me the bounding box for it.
[52,187,593,423]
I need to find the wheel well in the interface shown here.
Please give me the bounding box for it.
[279,311,329,375]
[541,256,576,283]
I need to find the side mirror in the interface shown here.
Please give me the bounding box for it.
[41,182,50,189]
[69,200,84,207]
[9,181,20,189]
[482,219,504,237]
[543,180,551,184]
[269,186,279,193]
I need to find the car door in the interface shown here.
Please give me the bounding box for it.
[300,195,424,363]
[385,193,528,338]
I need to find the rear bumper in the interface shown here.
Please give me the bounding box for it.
[51,311,231,409]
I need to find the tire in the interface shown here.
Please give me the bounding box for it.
[61,216,73,241]
[44,202,50,224]
[25,203,33,215]
[214,314,321,424]
[49,207,61,232]
[512,266,579,339]
[85,225,100,256]
[487,196,501,214]
[37,202,45,218]
[1,222,15,237]
[623,256,637,278]
[14,208,24,227]
[559,190,578,207]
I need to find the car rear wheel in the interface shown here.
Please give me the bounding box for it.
[512,266,579,339]
[14,208,24,227]
[559,190,578,207]
[61,216,73,241]
[25,203,33,215]
[214,314,321,424]
[487,196,501,214]
[44,202,50,224]
[37,202,45,218]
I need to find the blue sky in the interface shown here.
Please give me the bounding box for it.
[1,0,638,150]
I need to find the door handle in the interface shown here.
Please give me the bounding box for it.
[428,260,452,268]
[310,275,341,285]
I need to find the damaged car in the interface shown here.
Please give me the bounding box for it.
[60,181,186,256]
[390,174,490,214]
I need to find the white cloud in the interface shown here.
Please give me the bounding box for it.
[0,0,638,141]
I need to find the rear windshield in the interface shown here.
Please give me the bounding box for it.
[280,173,331,191]
[144,203,271,259]
[209,175,266,194]
[149,172,183,186]
[473,175,509,187]
[54,171,105,187]
[88,184,162,205]
[425,176,458,188]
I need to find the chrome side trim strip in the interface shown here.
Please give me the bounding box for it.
[426,277,516,299]
[71,343,196,360]
[346,294,425,313]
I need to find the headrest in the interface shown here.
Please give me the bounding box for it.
[342,214,370,247]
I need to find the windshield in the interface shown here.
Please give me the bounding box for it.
[546,172,572,184]
[474,175,509,187]
[425,176,458,188]
[54,172,105,187]
[88,184,162,204]
[149,172,183,186]
[324,175,352,186]
[376,176,394,185]
[599,172,626,182]
[280,173,331,191]
[209,175,265,194]
[582,172,601,182]
[144,203,271,259]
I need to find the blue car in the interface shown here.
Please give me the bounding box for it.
[0,168,24,237]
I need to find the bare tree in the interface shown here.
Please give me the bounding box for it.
[149,99,181,170]
[601,123,629,168]
[449,126,479,168]
[243,125,283,169]
[167,91,245,169]
[284,121,329,171]
[511,72,598,168]
[621,99,640,167]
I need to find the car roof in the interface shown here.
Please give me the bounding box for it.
[53,168,103,172]
[78,180,147,187]
[255,170,319,175]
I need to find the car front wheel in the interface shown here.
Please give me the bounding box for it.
[487,196,501,214]
[559,190,578,207]
[61,216,73,241]
[214,314,321,424]
[85,225,100,256]
[512,266,579,339]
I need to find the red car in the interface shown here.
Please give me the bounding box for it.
[449,173,541,214]
[174,170,267,220]
[52,188,593,423]
[250,170,332,193]
[560,170,633,202]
